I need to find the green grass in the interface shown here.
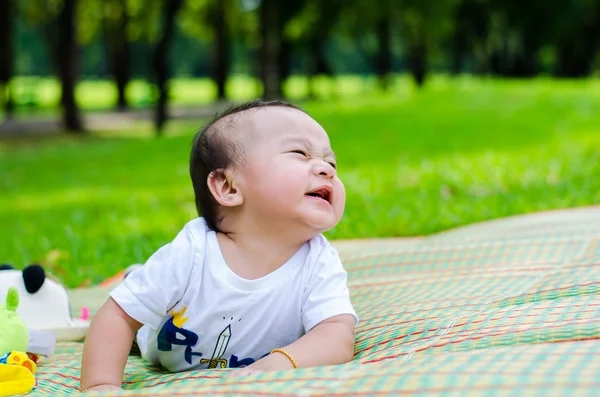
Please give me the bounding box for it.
[2,76,600,287]
[5,74,408,116]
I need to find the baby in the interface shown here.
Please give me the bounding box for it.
[80,99,358,392]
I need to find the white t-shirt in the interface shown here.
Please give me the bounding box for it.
[109,218,358,372]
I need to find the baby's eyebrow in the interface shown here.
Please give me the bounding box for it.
[324,148,337,160]
[282,137,311,147]
[282,137,336,159]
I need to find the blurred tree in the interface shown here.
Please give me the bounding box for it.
[103,0,131,110]
[7,0,599,121]
[154,0,184,135]
[259,0,305,99]
[213,0,229,100]
[277,0,306,85]
[19,0,83,131]
[450,0,489,74]
[78,0,162,102]
[287,0,347,97]
[338,0,458,88]
[399,0,458,86]
[259,0,283,99]
[553,0,600,77]
[375,0,393,90]
[336,0,395,90]
[180,0,231,100]
[0,0,15,120]
[53,0,83,131]
[484,0,567,77]
[55,0,83,131]
[486,1,539,76]
[26,0,84,131]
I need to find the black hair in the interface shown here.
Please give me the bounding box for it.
[190,99,306,231]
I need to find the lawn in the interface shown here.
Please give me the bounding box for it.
[1,76,599,287]
[4,74,392,115]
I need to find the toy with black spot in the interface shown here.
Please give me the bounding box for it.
[0,264,90,343]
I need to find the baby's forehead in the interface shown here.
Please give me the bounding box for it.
[248,107,326,140]
[211,106,327,151]
[214,106,292,134]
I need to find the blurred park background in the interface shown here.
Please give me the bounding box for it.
[1,0,599,287]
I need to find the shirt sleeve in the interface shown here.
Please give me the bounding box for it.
[301,242,359,332]
[109,224,200,329]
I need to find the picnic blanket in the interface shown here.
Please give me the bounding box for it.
[34,206,600,396]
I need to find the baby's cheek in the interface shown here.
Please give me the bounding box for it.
[334,180,346,214]
[336,180,346,201]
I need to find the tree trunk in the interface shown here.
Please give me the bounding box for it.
[0,0,14,120]
[407,33,427,87]
[153,0,183,135]
[505,48,538,77]
[375,10,392,90]
[105,0,130,111]
[555,12,600,77]
[451,32,466,75]
[450,1,467,75]
[556,47,596,77]
[307,38,321,99]
[259,0,282,99]
[213,0,229,100]
[451,0,490,75]
[279,38,293,83]
[307,37,330,99]
[491,34,539,77]
[56,0,83,132]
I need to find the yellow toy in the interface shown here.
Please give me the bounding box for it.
[0,365,35,397]
[1,352,37,374]
[0,287,36,396]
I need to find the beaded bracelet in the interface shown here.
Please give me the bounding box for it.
[270,348,299,369]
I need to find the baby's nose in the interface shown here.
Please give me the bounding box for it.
[315,161,336,178]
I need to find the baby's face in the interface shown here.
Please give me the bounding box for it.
[237,107,345,235]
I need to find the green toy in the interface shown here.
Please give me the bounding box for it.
[0,287,29,357]
[0,287,36,397]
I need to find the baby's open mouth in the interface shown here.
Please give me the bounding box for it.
[306,187,332,204]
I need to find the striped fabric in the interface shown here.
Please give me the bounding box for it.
[34,207,600,396]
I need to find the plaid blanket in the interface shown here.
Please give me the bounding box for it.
[34,207,600,396]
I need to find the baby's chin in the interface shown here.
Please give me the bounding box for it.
[304,218,340,235]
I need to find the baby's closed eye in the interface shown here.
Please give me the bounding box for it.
[290,150,308,157]
[289,149,337,169]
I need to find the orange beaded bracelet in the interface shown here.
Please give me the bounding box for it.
[270,348,299,369]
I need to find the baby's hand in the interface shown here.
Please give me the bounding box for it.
[81,384,122,393]
[227,367,267,377]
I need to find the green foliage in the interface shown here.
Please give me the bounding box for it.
[17,0,63,25]
[10,0,600,80]
[77,0,102,44]
[178,0,213,41]
[1,77,599,287]
[75,0,163,44]
[400,0,459,39]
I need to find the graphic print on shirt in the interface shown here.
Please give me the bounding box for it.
[156,308,263,368]
[200,324,231,368]
[157,306,204,365]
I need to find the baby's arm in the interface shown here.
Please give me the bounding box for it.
[233,243,357,376]
[234,314,355,375]
[80,297,142,391]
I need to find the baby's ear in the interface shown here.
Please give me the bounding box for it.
[207,168,243,207]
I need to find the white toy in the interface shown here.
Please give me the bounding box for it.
[0,264,90,342]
